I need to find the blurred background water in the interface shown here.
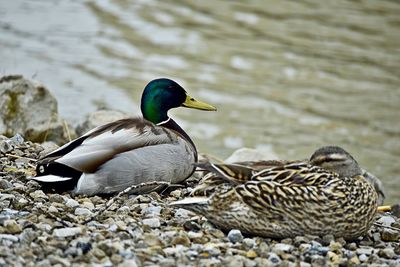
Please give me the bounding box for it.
[0,0,399,202]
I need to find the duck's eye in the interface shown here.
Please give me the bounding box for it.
[190,98,195,101]
[39,165,45,173]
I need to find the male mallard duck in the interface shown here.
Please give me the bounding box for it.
[172,146,378,239]
[32,78,216,195]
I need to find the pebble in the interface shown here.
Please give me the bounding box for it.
[175,208,192,218]
[142,218,161,228]
[359,254,368,262]
[267,252,281,264]
[0,140,13,153]
[4,219,22,234]
[356,247,374,255]
[0,234,19,242]
[376,216,395,227]
[378,248,396,259]
[48,205,58,213]
[227,229,244,243]
[29,190,48,201]
[142,206,162,216]
[74,207,92,217]
[53,227,82,238]
[0,179,13,189]
[381,228,399,242]
[273,243,294,253]
[65,199,79,208]
[242,238,256,249]
[246,250,257,259]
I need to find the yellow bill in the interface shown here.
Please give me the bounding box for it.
[182,95,217,111]
[377,205,391,212]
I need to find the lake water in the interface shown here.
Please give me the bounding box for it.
[1,0,399,203]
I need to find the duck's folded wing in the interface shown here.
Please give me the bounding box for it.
[234,179,343,215]
[40,118,179,173]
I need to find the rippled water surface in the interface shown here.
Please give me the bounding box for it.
[1,0,399,202]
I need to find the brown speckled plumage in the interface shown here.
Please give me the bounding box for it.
[172,146,378,240]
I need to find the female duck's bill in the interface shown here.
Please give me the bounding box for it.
[32,78,216,196]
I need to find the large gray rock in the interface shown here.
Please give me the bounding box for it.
[0,75,76,144]
[76,109,130,135]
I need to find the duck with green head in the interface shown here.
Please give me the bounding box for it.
[33,78,216,195]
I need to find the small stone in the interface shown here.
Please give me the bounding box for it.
[170,189,182,198]
[327,251,340,264]
[74,207,92,217]
[273,243,294,253]
[92,248,106,259]
[48,194,65,203]
[10,133,24,145]
[29,190,48,201]
[81,201,94,210]
[65,199,79,208]
[48,255,71,267]
[242,238,256,249]
[329,241,342,252]
[0,179,13,189]
[115,220,127,231]
[395,245,400,255]
[299,262,311,267]
[267,252,281,264]
[175,208,192,218]
[346,242,357,250]
[228,229,243,243]
[134,195,151,203]
[356,247,374,255]
[322,234,334,245]
[19,228,38,244]
[359,254,368,262]
[183,221,201,231]
[142,206,162,217]
[224,255,245,267]
[381,228,399,242]
[378,248,395,259]
[142,218,160,228]
[48,205,58,213]
[0,140,13,153]
[294,236,309,246]
[372,232,381,242]
[119,259,139,267]
[188,231,203,239]
[53,227,82,238]
[0,234,19,242]
[299,243,312,253]
[172,233,191,247]
[349,256,360,265]
[310,255,326,267]
[142,233,162,247]
[4,219,22,234]
[246,250,257,259]
[376,215,395,227]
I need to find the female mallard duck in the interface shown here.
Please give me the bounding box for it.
[32,78,216,195]
[172,146,378,240]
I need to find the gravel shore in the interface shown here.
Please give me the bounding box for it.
[0,135,399,266]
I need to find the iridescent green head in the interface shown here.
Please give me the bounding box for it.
[141,78,216,124]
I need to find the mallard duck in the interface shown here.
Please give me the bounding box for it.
[32,78,216,195]
[172,146,378,240]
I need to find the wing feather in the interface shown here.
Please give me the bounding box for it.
[40,118,179,173]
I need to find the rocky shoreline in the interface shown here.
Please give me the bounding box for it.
[0,135,399,267]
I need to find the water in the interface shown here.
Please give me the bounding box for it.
[0,0,399,203]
